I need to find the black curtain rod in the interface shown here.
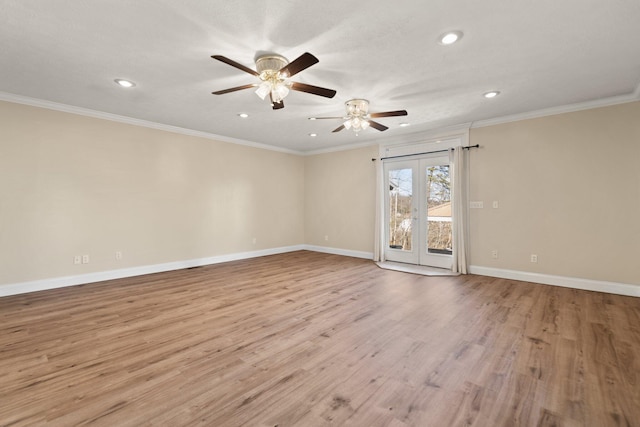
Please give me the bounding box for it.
[372,144,479,161]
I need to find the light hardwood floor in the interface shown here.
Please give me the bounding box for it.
[1,251,639,426]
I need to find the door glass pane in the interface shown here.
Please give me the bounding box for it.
[426,165,452,255]
[388,168,412,251]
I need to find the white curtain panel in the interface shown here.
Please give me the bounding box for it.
[450,148,468,274]
[373,158,385,262]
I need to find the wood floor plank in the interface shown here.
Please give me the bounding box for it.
[1,251,639,426]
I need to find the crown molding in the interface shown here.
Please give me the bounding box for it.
[471,90,640,129]
[0,91,303,155]
[302,88,640,154]
[302,139,379,156]
[4,85,639,156]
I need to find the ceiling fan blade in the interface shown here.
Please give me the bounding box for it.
[212,55,260,76]
[309,116,344,120]
[368,120,389,132]
[369,110,408,118]
[212,83,257,95]
[270,93,285,110]
[279,52,319,78]
[290,82,337,98]
[332,125,346,133]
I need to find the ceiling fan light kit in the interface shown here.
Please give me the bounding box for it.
[343,99,371,134]
[343,117,370,133]
[254,54,290,103]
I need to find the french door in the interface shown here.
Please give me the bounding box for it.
[384,156,453,269]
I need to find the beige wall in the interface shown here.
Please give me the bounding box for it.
[469,101,640,285]
[2,99,639,289]
[0,101,304,285]
[304,145,377,253]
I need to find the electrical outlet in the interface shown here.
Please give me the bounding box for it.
[252,238,257,245]
[530,254,538,263]
[115,251,122,260]
[74,255,82,265]
[324,235,329,241]
[492,200,499,209]
[82,254,90,264]
[491,250,498,259]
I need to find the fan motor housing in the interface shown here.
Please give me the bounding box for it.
[346,99,370,116]
[256,54,288,74]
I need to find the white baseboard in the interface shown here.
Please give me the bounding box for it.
[469,265,640,297]
[302,245,374,260]
[0,245,305,298]
[7,249,634,299]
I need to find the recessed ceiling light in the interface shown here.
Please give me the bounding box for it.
[309,133,317,137]
[238,113,249,118]
[114,79,135,88]
[399,122,411,127]
[438,31,463,45]
[483,91,501,98]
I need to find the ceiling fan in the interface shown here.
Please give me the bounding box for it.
[309,99,408,134]
[211,52,336,110]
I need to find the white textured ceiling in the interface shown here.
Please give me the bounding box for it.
[1,0,639,153]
